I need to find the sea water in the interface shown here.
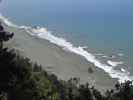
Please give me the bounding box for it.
[0,0,133,82]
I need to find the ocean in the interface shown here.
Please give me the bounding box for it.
[0,0,133,82]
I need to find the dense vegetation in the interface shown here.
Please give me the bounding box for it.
[0,24,133,100]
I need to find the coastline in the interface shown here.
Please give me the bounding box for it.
[2,22,117,92]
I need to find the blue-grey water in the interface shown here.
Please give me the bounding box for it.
[0,0,133,75]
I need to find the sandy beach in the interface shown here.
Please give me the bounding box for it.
[3,23,117,92]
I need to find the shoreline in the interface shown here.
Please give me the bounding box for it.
[1,14,133,83]
[2,22,118,92]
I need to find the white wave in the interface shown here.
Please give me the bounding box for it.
[107,60,124,67]
[95,54,116,59]
[121,68,126,72]
[0,14,133,83]
[25,27,133,83]
[118,53,124,57]
[81,46,88,49]
[102,55,108,58]
[0,14,19,28]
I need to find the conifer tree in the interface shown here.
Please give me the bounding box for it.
[0,23,14,49]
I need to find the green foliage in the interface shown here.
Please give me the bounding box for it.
[112,81,133,100]
[0,24,133,100]
[0,23,14,49]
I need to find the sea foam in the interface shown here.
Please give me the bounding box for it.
[0,14,133,83]
[107,60,124,67]
[0,14,19,28]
